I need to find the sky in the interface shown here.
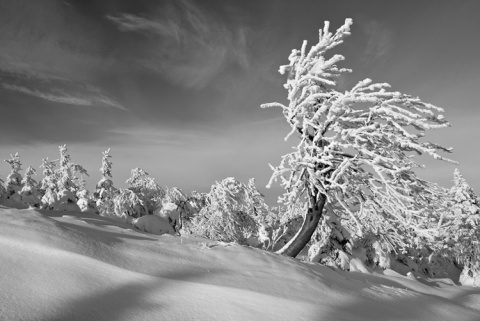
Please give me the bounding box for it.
[0,0,479,204]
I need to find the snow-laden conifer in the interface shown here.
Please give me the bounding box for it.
[4,153,23,202]
[53,145,83,211]
[97,148,114,191]
[20,166,41,207]
[55,145,88,194]
[261,18,456,257]
[95,148,115,215]
[39,158,58,209]
[445,169,480,286]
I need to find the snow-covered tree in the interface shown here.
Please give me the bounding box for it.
[99,148,113,179]
[4,153,23,202]
[71,163,89,194]
[95,148,115,214]
[76,189,96,213]
[189,177,267,244]
[39,157,58,209]
[57,145,73,190]
[110,188,144,222]
[19,166,41,207]
[187,191,209,215]
[0,178,6,202]
[160,187,189,231]
[53,145,82,211]
[126,168,165,216]
[178,190,209,230]
[444,169,480,286]
[97,148,114,192]
[261,18,455,257]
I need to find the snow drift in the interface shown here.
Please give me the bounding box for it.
[1,206,479,321]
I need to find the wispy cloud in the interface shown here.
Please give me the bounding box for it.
[107,0,250,89]
[358,20,393,64]
[1,83,125,110]
[0,62,125,110]
[0,1,125,110]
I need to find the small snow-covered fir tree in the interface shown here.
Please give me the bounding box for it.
[97,148,114,192]
[445,169,480,286]
[39,158,58,209]
[4,153,23,202]
[261,18,455,257]
[71,163,89,195]
[95,148,115,215]
[19,166,41,207]
[57,145,73,189]
[53,145,81,211]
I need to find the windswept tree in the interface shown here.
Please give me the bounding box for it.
[261,19,455,257]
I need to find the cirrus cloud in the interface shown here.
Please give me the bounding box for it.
[107,0,250,89]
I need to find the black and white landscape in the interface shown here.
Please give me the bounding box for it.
[1,1,479,320]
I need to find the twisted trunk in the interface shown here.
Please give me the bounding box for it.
[276,192,326,258]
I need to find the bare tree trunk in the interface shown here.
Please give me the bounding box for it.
[276,192,326,258]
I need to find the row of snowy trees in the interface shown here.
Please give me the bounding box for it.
[0,147,283,244]
[0,146,303,249]
[1,146,90,211]
[0,148,478,284]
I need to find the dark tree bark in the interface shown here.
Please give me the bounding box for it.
[276,192,326,258]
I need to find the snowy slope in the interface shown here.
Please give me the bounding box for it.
[1,206,479,321]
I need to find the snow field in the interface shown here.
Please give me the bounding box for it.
[1,207,479,321]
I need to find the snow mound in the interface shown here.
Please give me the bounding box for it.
[1,206,479,321]
[132,215,175,235]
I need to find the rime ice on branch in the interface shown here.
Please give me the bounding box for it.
[261,18,456,257]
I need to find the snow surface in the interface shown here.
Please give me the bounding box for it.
[1,206,479,321]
